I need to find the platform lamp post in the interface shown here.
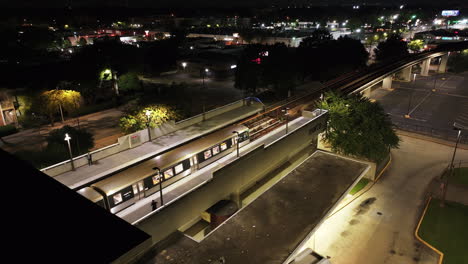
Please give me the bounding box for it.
[282,107,290,134]
[181,62,187,71]
[152,167,164,206]
[145,110,152,142]
[64,133,75,171]
[441,122,466,207]
[319,93,324,114]
[202,68,209,121]
[232,131,240,158]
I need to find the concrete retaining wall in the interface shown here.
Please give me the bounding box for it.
[135,113,328,244]
[317,133,391,181]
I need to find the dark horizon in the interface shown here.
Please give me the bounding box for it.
[0,0,467,8]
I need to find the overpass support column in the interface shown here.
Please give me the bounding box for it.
[382,76,393,89]
[438,53,449,73]
[400,66,412,81]
[421,58,431,76]
[361,87,371,98]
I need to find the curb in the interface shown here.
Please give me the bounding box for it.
[414,196,444,264]
[396,130,468,151]
[375,153,392,183]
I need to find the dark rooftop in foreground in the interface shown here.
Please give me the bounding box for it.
[148,151,368,264]
[2,149,150,263]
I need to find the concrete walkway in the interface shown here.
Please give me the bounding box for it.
[308,134,468,264]
[54,103,263,189]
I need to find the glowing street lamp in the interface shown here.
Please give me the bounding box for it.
[64,133,75,170]
[145,110,152,142]
[152,167,164,206]
[182,62,187,70]
[442,122,467,206]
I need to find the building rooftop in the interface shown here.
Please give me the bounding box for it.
[147,151,368,264]
[2,149,150,263]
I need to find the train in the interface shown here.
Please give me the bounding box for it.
[78,124,250,214]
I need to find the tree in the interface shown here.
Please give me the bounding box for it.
[62,38,72,49]
[39,89,81,125]
[318,91,399,162]
[374,34,409,62]
[234,44,264,95]
[119,104,181,134]
[118,72,141,93]
[408,39,424,53]
[46,125,94,157]
[448,51,468,73]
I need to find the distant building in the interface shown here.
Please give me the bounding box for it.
[415,29,468,44]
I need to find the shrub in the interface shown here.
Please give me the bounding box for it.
[0,124,18,138]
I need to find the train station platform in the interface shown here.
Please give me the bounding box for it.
[53,102,263,190]
[147,151,369,264]
[118,115,315,223]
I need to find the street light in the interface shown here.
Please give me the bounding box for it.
[64,133,75,171]
[145,110,152,142]
[449,122,466,170]
[232,131,240,158]
[152,167,164,206]
[182,62,187,70]
[442,122,466,206]
[282,107,290,134]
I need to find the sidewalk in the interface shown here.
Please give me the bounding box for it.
[396,129,468,150]
[54,103,264,189]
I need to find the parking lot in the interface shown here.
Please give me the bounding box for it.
[371,71,468,142]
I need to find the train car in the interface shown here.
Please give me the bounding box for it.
[91,124,250,214]
[77,187,107,209]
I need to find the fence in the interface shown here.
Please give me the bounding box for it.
[393,121,468,145]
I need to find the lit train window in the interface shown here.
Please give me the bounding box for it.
[164,169,174,179]
[220,142,227,151]
[174,163,184,174]
[152,175,161,185]
[212,145,220,155]
[204,150,212,159]
[113,193,123,205]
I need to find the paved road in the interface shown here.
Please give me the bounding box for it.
[306,134,468,264]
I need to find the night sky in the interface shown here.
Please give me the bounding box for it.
[0,0,465,8]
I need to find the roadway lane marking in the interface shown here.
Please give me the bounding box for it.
[408,91,432,117]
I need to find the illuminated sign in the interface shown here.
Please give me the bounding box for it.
[441,10,459,17]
